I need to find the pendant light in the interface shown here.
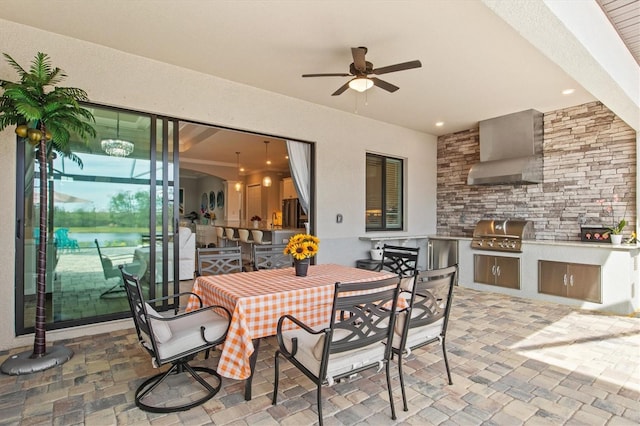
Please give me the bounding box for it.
[101,112,134,157]
[234,152,242,192]
[262,141,272,187]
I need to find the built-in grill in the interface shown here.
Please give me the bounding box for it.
[471,219,534,252]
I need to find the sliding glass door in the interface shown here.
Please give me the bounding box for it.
[16,105,179,334]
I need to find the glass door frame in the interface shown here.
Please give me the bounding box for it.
[14,103,181,335]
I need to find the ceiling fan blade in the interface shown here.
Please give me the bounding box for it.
[302,73,352,77]
[370,77,399,93]
[372,60,422,75]
[351,47,367,72]
[331,81,351,96]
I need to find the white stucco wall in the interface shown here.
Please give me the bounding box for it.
[0,20,437,350]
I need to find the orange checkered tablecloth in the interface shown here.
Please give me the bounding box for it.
[186,264,396,380]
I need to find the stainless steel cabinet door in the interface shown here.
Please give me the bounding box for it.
[539,260,568,297]
[495,256,520,289]
[567,263,601,303]
[474,254,495,285]
[538,260,601,303]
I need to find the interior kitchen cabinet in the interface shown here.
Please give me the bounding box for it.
[473,254,520,289]
[538,260,601,303]
[224,181,241,224]
[282,177,297,199]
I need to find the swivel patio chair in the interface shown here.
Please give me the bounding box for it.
[95,238,140,298]
[252,243,291,270]
[196,246,243,276]
[272,276,402,426]
[391,265,457,411]
[120,266,230,413]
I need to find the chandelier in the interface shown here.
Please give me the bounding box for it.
[101,112,134,157]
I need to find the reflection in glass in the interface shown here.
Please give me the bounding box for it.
[21,107,154,331]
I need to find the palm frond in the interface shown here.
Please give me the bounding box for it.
[2,53,27,78]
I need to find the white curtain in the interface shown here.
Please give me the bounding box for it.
[286,140,310,215]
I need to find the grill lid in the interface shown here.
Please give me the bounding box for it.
[471,219,534,252]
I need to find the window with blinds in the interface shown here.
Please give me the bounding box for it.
[366,153,403,231]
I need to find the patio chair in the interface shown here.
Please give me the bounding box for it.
[120,266,231,413]
[377,244,420,292]
[95,238,139,298]
[196,246,243,276]
[391,265,457,411]
[252,243,291,270]
[272,276,402,426]
[54,228,79,252]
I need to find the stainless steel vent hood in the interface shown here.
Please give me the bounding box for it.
[467,109,543,185]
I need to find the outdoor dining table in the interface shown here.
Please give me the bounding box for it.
[186,263,397,400]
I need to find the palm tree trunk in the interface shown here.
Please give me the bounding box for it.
[32,124,48,358]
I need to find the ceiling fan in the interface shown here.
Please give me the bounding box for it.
[302,46,422,96]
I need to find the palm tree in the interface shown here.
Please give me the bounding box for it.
[0,52,95,372]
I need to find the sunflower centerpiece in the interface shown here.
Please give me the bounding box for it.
[284,233,319,276]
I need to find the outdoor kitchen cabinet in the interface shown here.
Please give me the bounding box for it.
[538,260,601,303]
[474,254,520,289]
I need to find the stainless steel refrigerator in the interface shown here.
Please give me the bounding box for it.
[282,198,307,229]
[427,239,458,270]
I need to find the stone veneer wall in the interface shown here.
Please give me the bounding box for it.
[437,101,637,241]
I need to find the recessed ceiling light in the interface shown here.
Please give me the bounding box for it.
[435,121,444,127]
[562,88,575,95]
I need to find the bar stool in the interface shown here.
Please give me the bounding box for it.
[226,228,240,246]
[215,226,226,247]
[238,229,253,264]
[251,230,272,246]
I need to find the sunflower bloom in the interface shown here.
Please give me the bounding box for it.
[284,234,320,260]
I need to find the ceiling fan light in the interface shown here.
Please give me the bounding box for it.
[348,77,373,92]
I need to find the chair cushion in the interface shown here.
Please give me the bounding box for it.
[399,276,415,291]
[155,309,228,362]
[312,328,351,360]
[281,327,387,380]
[391,314,444,350]
[145,303,172,343]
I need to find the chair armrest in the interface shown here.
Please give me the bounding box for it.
[148,292,204,314]
[109,254,135,262]
[276,314,327,357]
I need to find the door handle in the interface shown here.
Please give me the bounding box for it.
[496,265,501,276]
[569,275,574,286]
[563,273,567,286]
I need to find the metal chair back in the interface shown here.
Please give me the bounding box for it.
[197,246,243,275]
[253,243,291,270]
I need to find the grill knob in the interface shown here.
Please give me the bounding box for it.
[487,241,493,247]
